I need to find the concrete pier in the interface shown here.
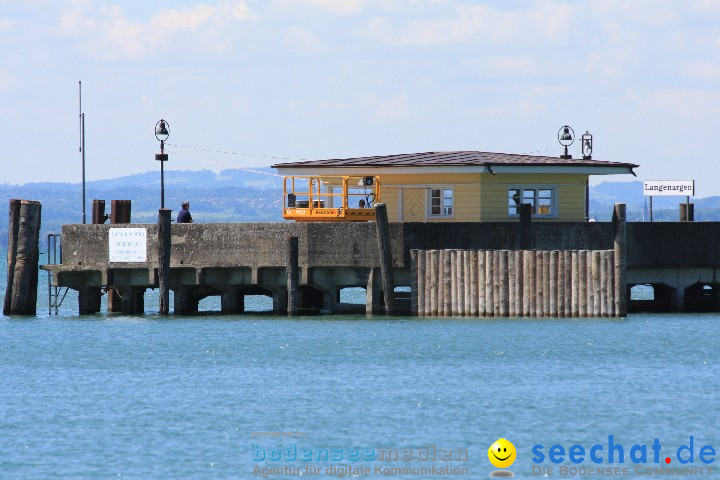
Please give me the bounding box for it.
[40,208,720,315]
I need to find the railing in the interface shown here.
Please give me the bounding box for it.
[46,234,68,315]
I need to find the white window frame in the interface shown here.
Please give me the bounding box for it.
[507,186,557,218]
[428,187,454,218]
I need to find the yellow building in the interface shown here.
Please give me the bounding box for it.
[273,151,638,222]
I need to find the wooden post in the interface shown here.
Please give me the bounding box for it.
[613,203,627,317]
[599,250,607,317]
[111,200,131,224]
[463,251,471,316]
[522,251,532,317]
[605,251,614,317]
[158,208,171,315]
[286,236,299,316]
[478,250,486,316]
[417,249,426,316]
[578,251,587,317]
[564,251,572,316]
[550,251,558,317]
[492,250,501,316]
[515,250,523,317]
[679,203,694,222]
[499,250,509,317]
[3,200,21,315]
[437,250,445,316]
[519,204,532,249]
[4,200,41,315]
[442,250,452,316]
[557,251,565,317]
[586,250,594,316]
[485,251,494,317]
[571,251,579,317]
[450,250,457,316]
[92,199,108,224]
[592,250,601,317]
[410,250,419,316]
[529,251,538,317]
[508,250,516,317]
[424,250,432,316]
[374,204,395,316]
[430,250,439,316]
[469,251,479,316]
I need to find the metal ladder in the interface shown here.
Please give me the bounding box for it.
[46,234,69,315]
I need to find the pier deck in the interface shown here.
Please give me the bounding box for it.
[41,221,720,315]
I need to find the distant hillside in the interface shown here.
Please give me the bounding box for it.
[1,174,718,248]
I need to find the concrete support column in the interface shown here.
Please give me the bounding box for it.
[273,287,288,315]
[366,267,383,315]
[78,286,102,315]
[174,287,199,315]
[121,287,145,315]
[221,290,244,314]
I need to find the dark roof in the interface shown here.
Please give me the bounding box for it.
[272,151,638,169]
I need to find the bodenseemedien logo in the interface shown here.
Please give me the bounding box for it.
[488,438,516,477]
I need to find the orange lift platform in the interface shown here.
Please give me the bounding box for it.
[282,175,381,222]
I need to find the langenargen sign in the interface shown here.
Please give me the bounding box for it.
[643,180,695,196]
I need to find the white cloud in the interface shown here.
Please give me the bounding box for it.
[276,0,370,16]
[363,2,578,47]
[58,1,258,60]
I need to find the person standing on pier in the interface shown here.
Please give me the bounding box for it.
[177,201,193,223]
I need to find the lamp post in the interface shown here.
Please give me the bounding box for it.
[155,119,170,208]
[558,125,574,159]
[581,131,593,159]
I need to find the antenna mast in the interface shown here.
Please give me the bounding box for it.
[79,81,86,224]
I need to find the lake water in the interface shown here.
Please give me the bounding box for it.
[1,253,719,479]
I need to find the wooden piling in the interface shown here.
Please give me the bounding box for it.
[442,250,452,316]
[550,251,558,317]
[539,251,548,316]
[110,200,131,224]
[485,251,494,317]
[424,250,432,316]
[564,251,572,316]
[92,199,108,224]
[417,249,426,316]
[158,208,171,315]
[478,249,486,316]
[613,203,627,317]
[463,251,471,316]
[605,251,615,317]
[469,251,479,316]
[592,250,601,317]
[514,251,523,317]
[374,204,395,316]
[571,251,579,317]
[430,250,439,316]
[286,236,299,316]
[4,200,41,315]
[557,251,565,317]
[497,250,508,317]
[578,251,587,317]
[411,250,419,316]
[523,250,533,317]
[492,250,501,316]
[450,250,457,316]
[599,250,607,317]
[508,250,516,317]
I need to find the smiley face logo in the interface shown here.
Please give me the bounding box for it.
[488,438,516,469]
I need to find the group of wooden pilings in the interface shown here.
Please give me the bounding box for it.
[412,248,621,318]
[411,204,628,318]
[4,200,42,315]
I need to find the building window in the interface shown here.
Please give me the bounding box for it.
[508,187,555,217]
[429,188,453,217]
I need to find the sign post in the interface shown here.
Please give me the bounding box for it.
[642,180,695,222]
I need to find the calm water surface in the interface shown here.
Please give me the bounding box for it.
[1,254,719,479]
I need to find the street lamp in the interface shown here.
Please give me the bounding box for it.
[581,131,593,159]
[558,125,574,159]
[155,119,170,208]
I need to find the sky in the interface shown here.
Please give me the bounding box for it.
[1,0,719,193]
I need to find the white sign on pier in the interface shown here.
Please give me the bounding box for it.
[109,228,147,262]
[643,180,694,197]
